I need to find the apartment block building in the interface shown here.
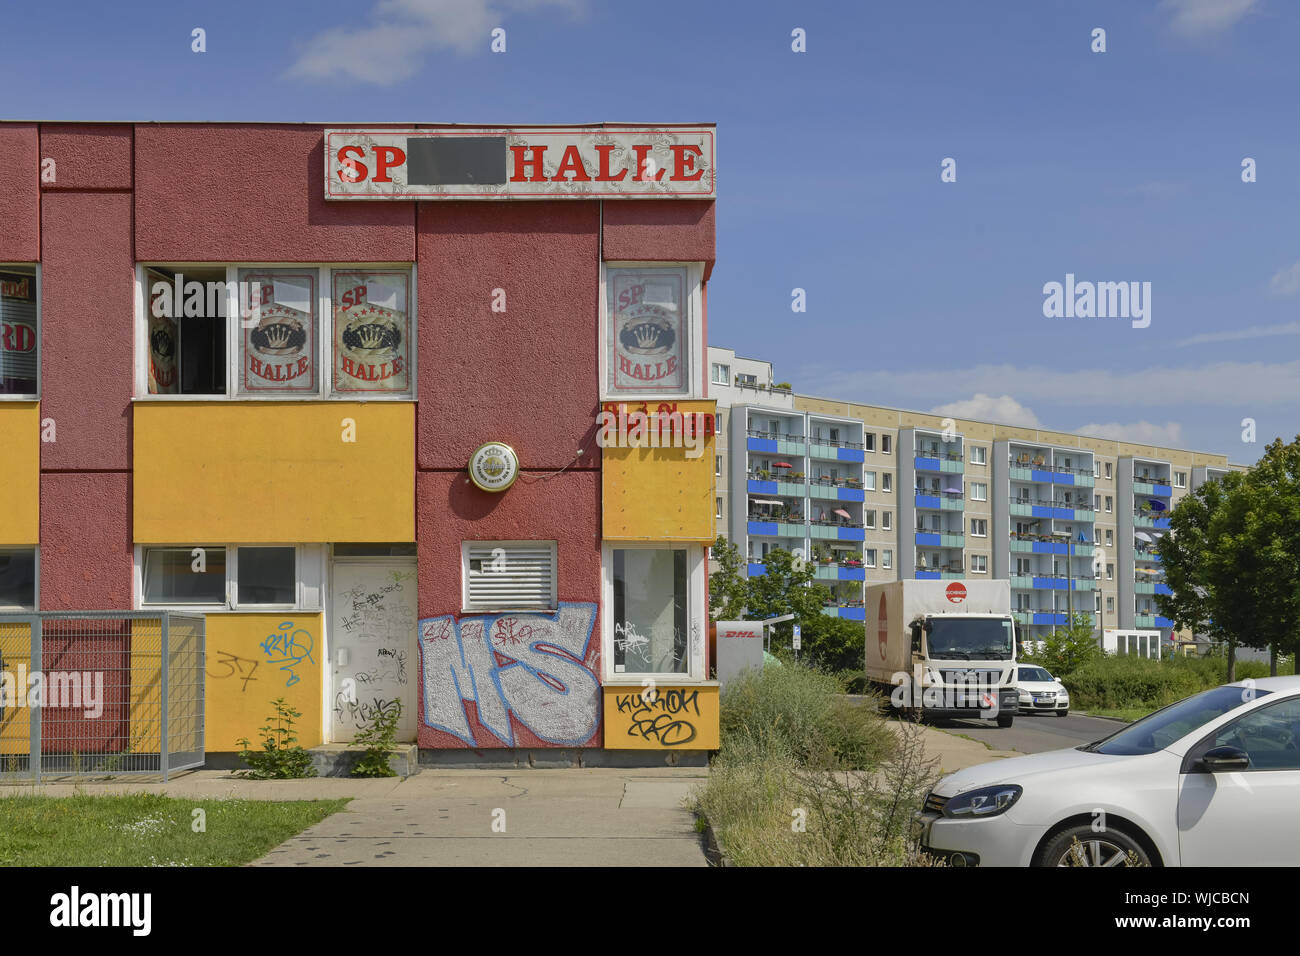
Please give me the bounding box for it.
[709,346,1246,651]
[0,122,720,767]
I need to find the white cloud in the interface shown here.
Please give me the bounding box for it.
[1162,0,1258,35]
[929,394,1043,428]
[288,0,584,85]
[1269,261,1300,296]
[1176,320,1300,347]
[1074,421,1186,446]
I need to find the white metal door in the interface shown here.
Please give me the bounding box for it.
[329,560,418,743]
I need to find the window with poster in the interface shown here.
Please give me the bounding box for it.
[1,266,39,399]
[602,542,706,681]
[601,263,703,399]
[136,264,414,400]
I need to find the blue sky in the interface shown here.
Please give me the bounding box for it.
[4,0,1296,462]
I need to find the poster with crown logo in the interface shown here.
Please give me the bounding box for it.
[333,270,411,394]
[240,270,317,393]
[607,266,687,395]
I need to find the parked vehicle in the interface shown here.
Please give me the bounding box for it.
[1015,665,1069,716]
[865,580,1019,728]
[919,676,1300,866]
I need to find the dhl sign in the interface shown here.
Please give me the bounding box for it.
[324,126,715,201]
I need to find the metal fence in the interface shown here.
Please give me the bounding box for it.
[0,612,204,782]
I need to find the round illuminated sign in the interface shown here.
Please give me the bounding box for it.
[468,441,519,492]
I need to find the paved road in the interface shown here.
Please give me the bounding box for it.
[920,712,1128,755]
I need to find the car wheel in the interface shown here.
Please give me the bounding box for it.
[996,715,1013,728]
[1056,709,1068,717]
[1038,825,1151,867]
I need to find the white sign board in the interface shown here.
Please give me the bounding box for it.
[324,127,715,201]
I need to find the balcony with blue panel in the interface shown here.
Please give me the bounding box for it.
[837,486,865,502]
[1032,577,1067,590]
[840,607,866,621]
[1031,469,1059,484]
[747,436,778,453]
[838,447,864,463]
[748,478,778,494]
[839,566,866,581]
[837,526,865,541]
[1032,612,1067,626]
[748,521,778,536]
[915,493,941,510]
[1031,505,1075,521]
[748,562,767,576]
[915,532,941,547]
[915,570,941,580]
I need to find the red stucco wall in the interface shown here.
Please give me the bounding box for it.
[40,125,133,191]
[134,124,416,262]
[601,199,715,278]
[39,191,134,472]
[0,124,39,260]
[40,473,132,610]
[415,200,601,472]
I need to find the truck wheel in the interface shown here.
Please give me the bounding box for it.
[996,715,1014,728]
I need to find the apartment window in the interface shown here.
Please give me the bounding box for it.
[1105,462,1112,480]
[711,362,730,385]
[463,541,558,612]
[717,410,725,432]
[1175,472,1187,488]
[736,373,757,387]
[882,511,892,531]
[882,435,891,454]
[142,546,228,605]
[970,446,986,465]
[1094,494,1101,510]
[0,548,37,609]
[1106,596,1115,613]
[1016,558,1031,575]
[864,549,877,568]
[829,427,840,443]
[715,497,722,519]
[1,267,39,398]
[715,455,722,477]
[863,472,876,491]
[864,509,876,529]
[1105,496,1113,513]
[970,482,987,502]
[1095,592,1102,612]
[1106,563,1114,581]
[882,549,892,570]
[1105,529,1113,546]
[604,264,700,399]
[140,265,415,399]
[864,433,875,452]
[970,518,987,537]
[882,473,892,492]
[235,546,296,606]
[608,546,701,676]
[971,555,987,573]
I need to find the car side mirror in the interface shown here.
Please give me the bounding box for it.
[1200,745,1250,772]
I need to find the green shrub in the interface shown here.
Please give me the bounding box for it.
[1062,654,1288,712]
[351,702,403,778]
[237,698,318,780]
[719,662,895,770]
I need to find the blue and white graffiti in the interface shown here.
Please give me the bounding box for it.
[418,603,600,748]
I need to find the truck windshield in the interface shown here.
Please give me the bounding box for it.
[926,618,1014,660]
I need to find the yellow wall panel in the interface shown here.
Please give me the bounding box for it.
[204,613,323,751]
[0,402,39,544]
[602,683,719,749]
[602,400,716,542]
[133,402,414,544]
[0,621,32,755]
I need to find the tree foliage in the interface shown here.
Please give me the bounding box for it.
[1158,436,1300,679]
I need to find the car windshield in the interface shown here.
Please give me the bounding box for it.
[1082,685,1271,756]
[926,617,1014,661]
[1018,667,1051,682]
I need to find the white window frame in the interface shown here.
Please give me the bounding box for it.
[864,509,876,530]
[716,497,722,519]
[461,540,559,614]
[715,455,722,477]
[882,473,892,492]
[882,434,892,454]
[710,362,730,385]
[970,446,986,465]
[863,471,876,491]
[601,542,707,683]
[1175,472,1187,488]
[1105,462,1112,480]
[883,511,892,531]
[134,543,324,611]
[0,546,39,610]
[598,261,705,402]
[971,555,988,573]
[864,433,875,452]
[1106,563,1114,581]
[971,518,988,538]
[970,482,987,502]
[133,262,417,402]
[1105,496,1113,513]
[1106,529,1113,546]
[864,548,877,568]
[0,264,41,402]
[882,549,892,570]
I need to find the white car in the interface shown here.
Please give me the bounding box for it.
[919,676,1300,866]
[1015,665,1069,716]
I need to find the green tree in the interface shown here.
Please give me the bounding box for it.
[1158,438,1300,681]
[745,547,831,644]
[708,536,749,620]
[795,613,867,674]
[1032,612,1102,677]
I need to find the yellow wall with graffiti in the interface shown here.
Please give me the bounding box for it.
[205,613,323,751]
[0,402,40,545]
[602,400,716,542]
[133,402,414,544]
[602,683,719,749]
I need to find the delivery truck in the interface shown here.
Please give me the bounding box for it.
[865,579,1019,727]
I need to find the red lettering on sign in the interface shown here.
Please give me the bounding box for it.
[336,145,367,183]
[669,144,704,182]
[551,145,591,182]
[372,146,406,184]
[510,145,548,183]
[594,144,628,182]
[631,144,665,182]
